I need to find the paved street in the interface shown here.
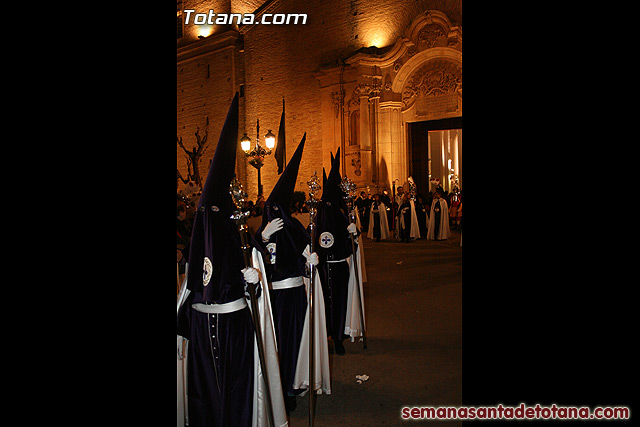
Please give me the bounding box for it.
[289,230,462,426]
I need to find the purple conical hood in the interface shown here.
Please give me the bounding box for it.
[265,133,306,213]
[198,92,239,215]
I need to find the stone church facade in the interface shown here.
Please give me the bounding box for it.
[178,0,462,201]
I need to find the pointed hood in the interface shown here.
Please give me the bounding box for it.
[198,93,239,215]
[321,147,343,205]
[256,133,310,280]
[186,93,246,301]
[265,132,306,214]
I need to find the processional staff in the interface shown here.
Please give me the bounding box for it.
[229,177,276,427]
[340,176,367,350]
[408,176,417,201]
[305,171,321,427]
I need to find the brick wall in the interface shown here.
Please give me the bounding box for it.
[177,0,461,200]
[177,46,240,190]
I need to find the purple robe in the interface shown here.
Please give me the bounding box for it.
[178,211,256,427]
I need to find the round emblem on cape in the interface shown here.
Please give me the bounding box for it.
[319,231,334,248]
[266,243,277,265]
[202,257,213,286]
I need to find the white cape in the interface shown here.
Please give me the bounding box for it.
[367,202,390,240]
[353,210,367,282]
[292,267,332,395]
[178,336,188,427]
[426,198,451,240]
[344,243,366,341]
[251,249,289,427]
[177,267,189,427]
[397,200,421,239]
[409,200,421,239]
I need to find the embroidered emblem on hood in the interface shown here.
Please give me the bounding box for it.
[202,257,213,286]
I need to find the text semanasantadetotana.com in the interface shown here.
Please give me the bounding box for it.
[401,403,630,420]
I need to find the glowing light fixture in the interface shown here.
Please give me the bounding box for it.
[197,24,213,39]
[242,119,274,196]
[240,133,251,153]
[264,130,276,150]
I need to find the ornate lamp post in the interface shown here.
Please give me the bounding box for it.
[241,119,276,196]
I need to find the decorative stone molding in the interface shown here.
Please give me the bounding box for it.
[331,90,345,118]
[349,152,362,176]
[401,59,461,109]
[348,83,371,109]
[417,23,447,49]
[391,47,462,96]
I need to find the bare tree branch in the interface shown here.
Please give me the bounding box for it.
[177,127,210,187]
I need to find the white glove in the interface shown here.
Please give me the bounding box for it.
[302,244,319,266]
[242,267,262,300]
[347,223,358,235]
[242,267,260,284]
[261,218,284,241]
[307,252,319,266]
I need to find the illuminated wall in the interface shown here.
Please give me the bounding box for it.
[177,0,462,201]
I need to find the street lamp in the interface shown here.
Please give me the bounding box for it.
[241,118,276,196]
[264,129,276,150]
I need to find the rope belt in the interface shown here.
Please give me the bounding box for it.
[326,257,349,264]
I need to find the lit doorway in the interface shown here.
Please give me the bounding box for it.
[408,116,462,196]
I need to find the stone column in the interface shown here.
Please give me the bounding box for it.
[359,94,371,185]
[366,87,380,187]
[378,101,404,192]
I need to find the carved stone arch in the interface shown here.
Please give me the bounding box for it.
[392,47,462,94]
[392,47,462,121]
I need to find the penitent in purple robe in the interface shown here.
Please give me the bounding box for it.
[177,93,255,427]
[255,134,309,396]
[315,148,353,342]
